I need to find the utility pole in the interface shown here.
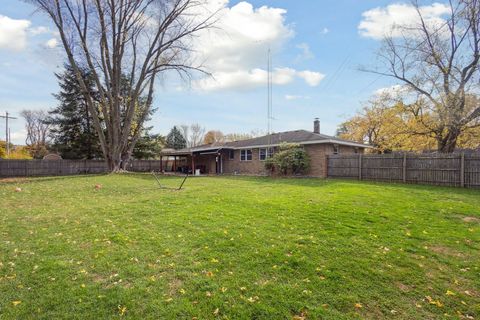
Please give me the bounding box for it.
[0,112,18,157]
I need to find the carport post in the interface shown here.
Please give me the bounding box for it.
[191,154,195,174]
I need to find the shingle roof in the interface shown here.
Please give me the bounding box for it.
[161,130,370,155]
[224,130,361,148]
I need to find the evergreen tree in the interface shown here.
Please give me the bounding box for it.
[132,129,165,159]
[166,126,187,149]
[47,64,102,159]
[48,64,165,161]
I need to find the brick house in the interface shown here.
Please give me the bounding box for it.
[160,119,371,177]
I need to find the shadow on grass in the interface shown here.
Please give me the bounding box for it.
[0,173,109,185]
[3,172,479,196]
[124,172,480,196]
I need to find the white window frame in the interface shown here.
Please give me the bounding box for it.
[259,148,267,161]
[259,148,274,161]
[240,149,252,161]
[333,144,339,155]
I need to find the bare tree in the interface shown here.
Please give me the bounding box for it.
[179,123,205,147]
[366,0,480,152]
[189,123,205,147]
[25,0,217,170]
[21,110,51,158]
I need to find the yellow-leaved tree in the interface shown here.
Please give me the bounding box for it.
[338,95,480,153]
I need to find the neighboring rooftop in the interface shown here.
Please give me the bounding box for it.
[161,121,371,156]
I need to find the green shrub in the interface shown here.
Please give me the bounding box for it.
[264,143,310,175]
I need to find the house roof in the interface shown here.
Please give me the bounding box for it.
[161,130,371,155]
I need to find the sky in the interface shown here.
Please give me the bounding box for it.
[0,0,450,144]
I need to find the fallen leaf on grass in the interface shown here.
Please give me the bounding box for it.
[354,303,363,309]
[12,301,21,306]
[446,290,456,296]
[425,296,443,307]
[118,305,127,316]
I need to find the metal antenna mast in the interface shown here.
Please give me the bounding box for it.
[0,112,17,157]
[267,47,273,135]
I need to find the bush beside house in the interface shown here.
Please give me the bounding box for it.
[265,143,310,175]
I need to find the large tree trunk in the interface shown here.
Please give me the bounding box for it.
[437,128,461,153]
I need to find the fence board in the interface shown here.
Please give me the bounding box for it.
[328,153,480,188]
[0,160,164,178]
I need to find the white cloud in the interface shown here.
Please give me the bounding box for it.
[0,15,31,51]
[10,129,27,144]
[295,43,314,61]
[195,1,294,72]
[29,26,50,36]
[192,1,324,91]
[195,67,296,91]
[285,95,310,100]
[45,38,58,49]
[358,3,450,40]
[374,84,409,97]
[320,27,329,35]
[297,70,325,86]
[195,68,325,91]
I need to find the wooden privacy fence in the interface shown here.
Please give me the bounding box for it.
[0,160,163,178]
[327,153,480,188]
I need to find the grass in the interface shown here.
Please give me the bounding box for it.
[0,174,479,319]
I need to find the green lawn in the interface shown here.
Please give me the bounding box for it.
[0,174,479,319]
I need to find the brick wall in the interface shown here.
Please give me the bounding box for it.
[304,144,363,177]
[222,149,268,175]
[220,144,363,177]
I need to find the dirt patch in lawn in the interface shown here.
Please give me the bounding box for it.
[396,282,413,292]
[429,245,464,257]
[168,277,183,295]
[462,216,480,223]
[0,177,29,184]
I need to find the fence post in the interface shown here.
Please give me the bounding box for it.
[460,152,465,188]
[402,153,407,183]
[358,154,362,180]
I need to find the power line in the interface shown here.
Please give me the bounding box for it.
[0,112,18,157]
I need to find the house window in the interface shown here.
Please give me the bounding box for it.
[228,150,235,160]
[240,149,252,161]
[259,148,275,161]
[259,148,267,161]
[333,144,339,155]
[354,147,359,154]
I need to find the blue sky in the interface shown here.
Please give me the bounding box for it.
[0,0,445,144]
